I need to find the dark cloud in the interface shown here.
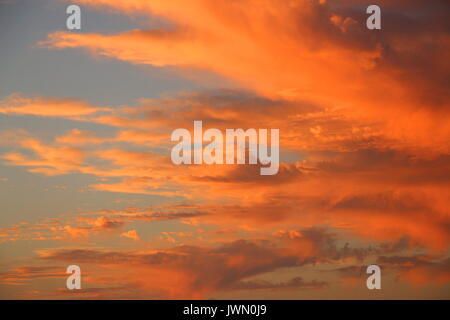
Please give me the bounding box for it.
[232,277,328,291]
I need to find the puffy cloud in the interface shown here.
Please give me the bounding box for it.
[33,229,372,298]
[1,0,449,299]
[121,230,140,241]
[40,0,450,153]
[1,95,449,254]
[27,226,434,298]
[0,207,204,243]
[92,216,124,230]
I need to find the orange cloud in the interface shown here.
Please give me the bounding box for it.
[1,0,449,299]
[121,230,140,241]
[1,136,85,176]
[41,0,449,154]
[0,94,109,117]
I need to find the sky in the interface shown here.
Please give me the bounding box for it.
[0,0,449,299]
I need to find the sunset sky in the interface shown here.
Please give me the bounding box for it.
[0,0,449,299]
